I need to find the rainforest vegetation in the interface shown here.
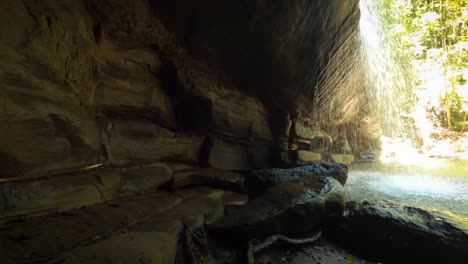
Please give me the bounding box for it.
[379,0,468,132]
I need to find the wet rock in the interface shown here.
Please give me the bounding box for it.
[246,162,348,195]
[294,120,319,141]
[326,201,468,264]
[297,150,323,163]
[331,154,354,165]
[310,135,333,153]
[358,151,376,161]
[209,176,345,242]
[333,134,352,154]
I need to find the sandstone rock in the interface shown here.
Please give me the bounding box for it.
[206,138,270,171]
[92,44,176,127]
[0,0,103,178]
[0,187,224,263]
[333,134,352,154]
[0,168,121,219]
[171,168,245,191]
[0,107,102,178]
[162,189,225,229]
[297,150,323,163]
[122,163,173,193]
[0,193,183,263]
[183,66,273,140]
[246,162,348,195]
[209,176,345,242]
[310,135,333,152]
[331,154,355,165]
[107,120,204,166]
[222,191,249,207]
[63,230,182,264]
[294,120,319,141]
[326,201,468,264]
[154,0,362,119]
[279,150,296,165]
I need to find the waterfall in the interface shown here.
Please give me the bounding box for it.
[359,0,409,138]
[359,0,420,160]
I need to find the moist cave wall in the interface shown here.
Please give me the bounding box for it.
[0,0,369,218]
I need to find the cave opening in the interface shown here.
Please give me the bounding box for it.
[352,0,468,219]
[0,0,467,263]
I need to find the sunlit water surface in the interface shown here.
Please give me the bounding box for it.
[346,159,468,218]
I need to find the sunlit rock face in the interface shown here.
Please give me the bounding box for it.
[153,0,363,118]
[0,0,363,212]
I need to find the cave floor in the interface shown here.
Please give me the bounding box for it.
[256,239,377,264]
[0,184,376,264]
[0,186,237,264]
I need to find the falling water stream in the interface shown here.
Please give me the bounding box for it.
[349,0,468,219]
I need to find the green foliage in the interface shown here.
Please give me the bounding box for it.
[380,0,468,130]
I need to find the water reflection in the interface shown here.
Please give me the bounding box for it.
[347,160,468,218]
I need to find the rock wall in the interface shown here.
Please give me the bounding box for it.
[0,0,362,217]
[0,0,363,180]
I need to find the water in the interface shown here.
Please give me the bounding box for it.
[356,0,468,220]
[359,0,410,138]
[346,160,468,218]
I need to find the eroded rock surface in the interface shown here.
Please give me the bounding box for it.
[209,176,345,242]
[326,200,468,264]
[0,187,229,264]
[246,162,348,195]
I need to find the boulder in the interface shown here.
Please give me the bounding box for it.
[209,176,345,242]
[246,162,348,195]
[326,201,468,264]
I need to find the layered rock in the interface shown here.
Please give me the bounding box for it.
[0,168,121,220]
[0,0,365,227]
[153,0,363,117]
[0,186,229,264]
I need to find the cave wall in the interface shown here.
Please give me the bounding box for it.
[0,0,364,217]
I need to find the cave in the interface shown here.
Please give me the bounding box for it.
[0,1,467,263]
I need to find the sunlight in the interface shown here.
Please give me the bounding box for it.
[383,175,457,195]
[379,136,447,169]
[360,0,468,162]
